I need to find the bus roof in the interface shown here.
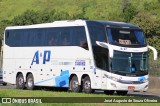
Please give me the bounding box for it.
[86,20,140,29]
[5,19,140,30]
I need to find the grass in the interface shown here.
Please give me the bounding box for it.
[0,89,159,106]
[0,88,114,97]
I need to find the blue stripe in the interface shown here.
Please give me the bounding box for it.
[34,77,55,85]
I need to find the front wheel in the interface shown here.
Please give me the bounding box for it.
[83,76,94,93]
[16,73,25,89]
[2,83,7,86]
[26,74,35,90]
[104,90,115,95]
[116,91,128,95]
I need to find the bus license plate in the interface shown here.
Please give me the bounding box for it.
[128,86,135,91]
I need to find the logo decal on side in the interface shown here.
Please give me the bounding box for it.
[31,50,51,65]
[75,60,85,66]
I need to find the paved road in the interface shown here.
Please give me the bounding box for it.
[0,84,160,98]
[0,84,15,89]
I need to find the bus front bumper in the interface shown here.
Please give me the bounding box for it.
[102,78,149,92]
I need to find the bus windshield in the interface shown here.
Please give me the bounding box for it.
[107,28,146,46]
[110,51,148,75]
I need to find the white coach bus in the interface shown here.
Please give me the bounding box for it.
[3,20,157,95]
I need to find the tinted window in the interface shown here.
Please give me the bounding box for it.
[5,26,88,49]
[107,28,146,46]
[87,25,107,46]
[110,51,148,75]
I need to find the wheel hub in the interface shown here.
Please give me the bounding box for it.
[84,81,91,89]
[28,78,33,88]
[18,77,24,85]
[72,81,78,89]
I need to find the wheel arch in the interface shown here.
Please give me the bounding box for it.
[69,74,77,82]
[81,74,90,85]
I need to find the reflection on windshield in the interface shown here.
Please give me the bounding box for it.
[110,51,148,74]
[107,28,146,46]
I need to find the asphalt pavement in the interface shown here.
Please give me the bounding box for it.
[0,83,15,89]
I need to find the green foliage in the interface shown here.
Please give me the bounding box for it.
[147,36,160,57]
[12,10,39,25]
[120,0,138,22]
[131,11,160,38]
[149,58,160,77]
[11,9,88,26]
[0,20,11,39]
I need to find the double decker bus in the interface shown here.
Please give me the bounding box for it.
[3,20,157,95]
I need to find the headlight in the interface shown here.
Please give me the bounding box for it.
[104,74,120,82]
[110,76,119,82]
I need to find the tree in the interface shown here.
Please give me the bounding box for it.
[0,20,11,39]
[12,10,39,25]
[131,11,160,38]
[147,36,160,57]
[72,7,88,20]
[120,0,138,22]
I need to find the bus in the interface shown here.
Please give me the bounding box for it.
[3,20,157,95]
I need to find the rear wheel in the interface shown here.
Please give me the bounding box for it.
[116,91,128,95]
[26,74,35,90]
[104,90,115,95]
[69,76,80,92]
[16,73,25,89]
[83,76,94,93]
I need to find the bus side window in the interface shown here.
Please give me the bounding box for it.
[5,30,11,46]
[62,35,70,46]
[6,31,9,38]
[61,29,71,46]
[48,34,58,46]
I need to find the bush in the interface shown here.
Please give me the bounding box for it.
[149,58,160,77]
[131,11,160,38]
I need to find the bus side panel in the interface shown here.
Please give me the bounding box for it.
[3,59,16,84]
[13,46,92,88]
[3,46,16,84]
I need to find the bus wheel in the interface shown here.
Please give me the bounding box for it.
[16,73,25,89]
[83,76,94,93]
[2,83,7,86]
[104,90,115,95]
[26,74,35,90]
[70,76,80,92]
[116,91,128,95]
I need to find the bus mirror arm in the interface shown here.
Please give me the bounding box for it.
[148,45,158,60]
[96,41,113,58]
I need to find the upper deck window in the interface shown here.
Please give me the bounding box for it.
[88,25,107,46]
[5,26,88,49]
[107,28,146,46]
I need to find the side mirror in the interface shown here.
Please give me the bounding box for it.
[148,45,158,60]
[96,41,113,58]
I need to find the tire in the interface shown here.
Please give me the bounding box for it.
[2,83,7,86]
[16,73,25,89]
[104,90,115,95]
[116,91,128,95]
[69,76,80,92]
[83,76,94,93]
[26,74,35,90]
